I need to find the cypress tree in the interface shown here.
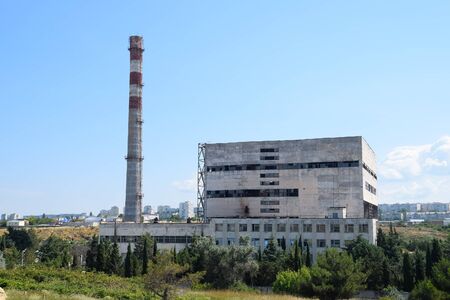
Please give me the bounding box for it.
[152,240,158,262]
[305,242,311,267]
[172,246,177,263]
[124,243,133,277]
[402,252,414,292]
[431,239,442,265]
[414,251,425,282]
[96,240,106,272]
[299,235,303,254]
[85,236,98,271]
[426,243,432,278]
[142,239,148,275]
[257,248,262,262]
[281,236,286,251]
[293,239,300,271]
[377,228,386,248]
[109,242,121,275]
[382,258,390,287]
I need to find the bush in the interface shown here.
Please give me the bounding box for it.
[272,267,313,297]
[409,280,444,300]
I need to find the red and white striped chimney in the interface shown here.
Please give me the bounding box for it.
[124,36,144,223]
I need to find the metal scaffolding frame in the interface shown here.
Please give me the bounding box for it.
[197,143,206,222]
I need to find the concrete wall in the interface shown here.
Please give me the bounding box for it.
[204,137,377,219]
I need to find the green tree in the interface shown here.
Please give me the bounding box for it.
[431,238,442,265]
[310,248,365,300]
[432,259,450,293]
[402,252,414,292]
[38,236,71,268]
[409,280,444,300]
[145,254,203,300]
[273,267,314,297]
[347,236,388,290]
[289,240,301,271]
[280,236,286,251]
[85,236,98,271]
[305,243,311,268]
[257,238,284,286]
[108,242,122,275]
[377,228,386,248]
[124,243,133,278]
[142,238,149,275]
[5,227,36,251]
[426,243,433,278]
[96,239,107,272]
[414,251,425,282]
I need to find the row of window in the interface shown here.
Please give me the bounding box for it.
[260,155,279,160]
[365,181,377,195]
[260,148,279,153]
[102,235,194,244]
[260,173,279,178]
[260,200,280,205]
[261,208,280,213]
[217,237,354,249]
[206,189,299,198]
[215,223,369,233]
[260,181,279,186]
[206,160,359,172]
[363,162,378,180]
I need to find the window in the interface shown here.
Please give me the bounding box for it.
[251,238,260,247]
[345,224,354,233]
[207,188,298,198]
[261,200,280,205]
[264,224,273,232]
[330,224,340,233]
[359,224,369,233]
[365,181,377,195]
[331,240,341,248]
[260,148,279,153]
[239,224,247,232]
[261,208,280,213]
[277,224,286,232]
[215,238,222,245]
[303,239,312,247]
[206,160,359,172]
[227,224,235,232]
[290,224,299,232]
[252,224,260,232]
[215,224,223,232]
[227,238,235,245]
[316,224,326,233]
[260,155,279,160]
[264,239,270,247]
[303,224,312,232]
[332,212,339,219]
[260,173,279,178]
[317,239,326,248]
[260,181,279,186]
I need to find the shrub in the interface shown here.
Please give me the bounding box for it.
[409,280,444,300]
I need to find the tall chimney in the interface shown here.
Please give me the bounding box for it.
[124,36,144,222]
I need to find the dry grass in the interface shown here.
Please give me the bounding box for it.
[0,226,98,241]
[183,290,308,300]
[5,289,97,300]
[379,224,448,240]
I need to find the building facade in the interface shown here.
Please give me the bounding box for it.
[179,201,194,220]
[101,136,378,261]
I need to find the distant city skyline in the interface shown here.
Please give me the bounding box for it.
[1,1,449,215]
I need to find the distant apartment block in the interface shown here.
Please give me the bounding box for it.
[179,201,194,220]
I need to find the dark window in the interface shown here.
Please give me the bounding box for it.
[330,224,340,233]
[260,200,280,205]
[277,224,286,232]
[260,156,279,160]
[331,240,341,248]
[345,224,354,233]
[207,189,299,198]
[264,224,273,232]
[316,224,326,232]
[317,239,326,248]
[260,173,279,178]
[239,224,247,232]
[290,224,299,232]
[303,224,312,232]
[206,160,359,173]
[252,224,260,232]
[260,181,279,186]
[261,208,280,213]
[363,201,378,219]
[260,148,279,153]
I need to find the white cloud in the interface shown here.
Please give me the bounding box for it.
[379,135,450,203]
[171,174,197,192]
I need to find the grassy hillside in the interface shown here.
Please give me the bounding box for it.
[0,226,98,242]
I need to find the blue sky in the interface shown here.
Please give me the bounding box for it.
[1,1,449,215]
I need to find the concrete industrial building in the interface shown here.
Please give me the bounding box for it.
[100,37,378,260]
